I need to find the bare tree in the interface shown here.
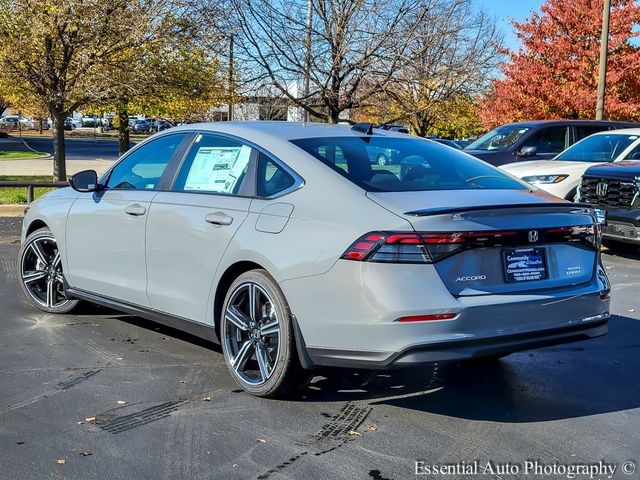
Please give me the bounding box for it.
[381,0,503,136]
[229,0,423,123]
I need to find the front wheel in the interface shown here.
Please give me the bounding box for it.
[221,270,304,397]
[18,227,79,313]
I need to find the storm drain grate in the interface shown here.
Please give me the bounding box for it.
[98,399,189,434]
[58,370,100,390]
[316,402,371,439]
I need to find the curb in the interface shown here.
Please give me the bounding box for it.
[0,205,28,217]
[0,155,52,161]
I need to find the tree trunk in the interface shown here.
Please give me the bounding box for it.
[51,113,66,181]
[328,110,340,124]
[118,109,130,155]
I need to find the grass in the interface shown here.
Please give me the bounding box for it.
[0,150,49,160]
[0,175,58,204]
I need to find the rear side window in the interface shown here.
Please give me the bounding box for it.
[174,134,252,195]
[257,153,296,197]
[575,125,609,141]
[107,133,188,190]
[290,136,526,192]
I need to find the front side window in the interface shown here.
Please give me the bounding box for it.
[524,126,568,154]
[465,125,531,151]
[556,134,639,163]
[291,136,526,192]
[174,134,252,195]
[106,133,188,190]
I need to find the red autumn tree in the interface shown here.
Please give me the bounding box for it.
[480,0,640,128]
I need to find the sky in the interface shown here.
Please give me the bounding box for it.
[476,0,545,51]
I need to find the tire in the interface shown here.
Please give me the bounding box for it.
[377,153,389,166]
[221,269,304,397]
[18,227,80,314]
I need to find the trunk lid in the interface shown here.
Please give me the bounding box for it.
[366,189,600,296]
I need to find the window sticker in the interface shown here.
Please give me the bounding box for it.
[184,145,251,193]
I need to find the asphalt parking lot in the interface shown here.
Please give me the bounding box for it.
[1,217,639,480]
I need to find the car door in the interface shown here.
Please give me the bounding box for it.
[145,133,255,323]
[65,132,191,306]
[517,126,569,161]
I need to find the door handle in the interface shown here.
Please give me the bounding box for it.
[124,203,146,216]
[205,211,233,226]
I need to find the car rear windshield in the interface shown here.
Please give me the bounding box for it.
[555,133,639,162]
[290,136,527,192]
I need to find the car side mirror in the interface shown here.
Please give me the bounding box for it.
[70,170,101,192]
[517,146,537,157]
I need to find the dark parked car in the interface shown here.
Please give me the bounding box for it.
[464,120,639,166]
[130,119,152,133]
[377,124,409,134]
[431,138,462,149]
[151,119,172,132]
[579,161,640,246]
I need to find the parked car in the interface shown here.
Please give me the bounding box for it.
[20,118,50,130]
[0,115,20,129]
[431,138,462,149]
[130,119,152,133]
[151,119,173,132]
[377,124,409,134]
[81,114,100,128]
[63,117,81,130]
[579,160,640,246]
[502,128,640,200]
[464,120,638,166]
[455,139,473,149]
[19,122,610,397]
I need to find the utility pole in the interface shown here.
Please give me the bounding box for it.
[228,34,234,122]
[595,0,611,120]
[302,0,312,122]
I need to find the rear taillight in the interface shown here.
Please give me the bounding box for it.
[341,226,600,264]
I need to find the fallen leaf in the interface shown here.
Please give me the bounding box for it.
[56,459,66,465]
[202,396,212,401]
[79,452,92,457]
[117,400,127,405]
[256,438,267,443]
[347,430,362,437]
[233,464,239,468]
[116,357,124,361]
[628,308,635,312]
[365,424,378,432]
[161,336,169,340]
[84,417,96,423]
[179,380,187,383]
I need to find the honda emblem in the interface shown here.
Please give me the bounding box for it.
[528,230,539,243]
[595,181,608,197]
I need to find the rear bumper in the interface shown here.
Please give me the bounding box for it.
[281,260,610,370]
[306,318,608,369]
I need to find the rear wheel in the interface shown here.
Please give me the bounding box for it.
[221,270,304,397]
[18,227,79,313]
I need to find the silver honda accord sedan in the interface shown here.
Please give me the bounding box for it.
[19,122,611,397]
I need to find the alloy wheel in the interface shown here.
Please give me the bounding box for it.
[21,235,70,309]
[223,282,281,386]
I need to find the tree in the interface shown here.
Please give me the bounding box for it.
[0,0,173,180]
[385,0,502,136]
[480,0,640,128]
[229,0,423,123]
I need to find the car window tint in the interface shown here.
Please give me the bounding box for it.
[107,133,187,190]
[524,126,567,154]
[174,134,252,195]
[557,134,639,162]
[257,153,296,197]
[575,125,608,141]
[291,136,526,192]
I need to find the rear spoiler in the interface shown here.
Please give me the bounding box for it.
[405,202,596,217]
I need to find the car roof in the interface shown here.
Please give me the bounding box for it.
[500,119,639,128]
[167,121,406,141]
